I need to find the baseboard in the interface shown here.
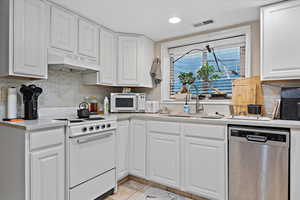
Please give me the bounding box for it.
[119,175,208,200]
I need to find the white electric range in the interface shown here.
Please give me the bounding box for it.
[56,116,117,200]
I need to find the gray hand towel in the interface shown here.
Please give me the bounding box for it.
[150,57,162,85]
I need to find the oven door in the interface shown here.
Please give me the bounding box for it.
[111,95,137,112]
[69,131,115,188]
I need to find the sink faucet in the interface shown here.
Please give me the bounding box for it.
[189,84,204,113]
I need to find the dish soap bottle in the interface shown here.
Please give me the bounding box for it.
[104,96,109,115]
[183,94,190,113]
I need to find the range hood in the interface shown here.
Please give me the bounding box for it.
[48,53,99,72]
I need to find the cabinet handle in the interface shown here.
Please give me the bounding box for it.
[76,133,112,144]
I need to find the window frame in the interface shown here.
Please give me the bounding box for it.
[160,25,252,103]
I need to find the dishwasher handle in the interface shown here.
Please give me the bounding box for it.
[76,132,113,144]
[246,135,268,143]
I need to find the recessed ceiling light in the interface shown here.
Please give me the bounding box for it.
[169,17,181,24]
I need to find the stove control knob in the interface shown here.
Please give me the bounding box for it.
[101,124,106,129]
[89,126,94,131]
[82,127,87,132]
[95,125,100,130]
[107,124,111,128]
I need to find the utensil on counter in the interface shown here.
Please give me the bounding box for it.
[247,104,262,115]
[232,76,265,116]
[20,84,43,120]
[77,102,90,118]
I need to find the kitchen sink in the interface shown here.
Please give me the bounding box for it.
[160,113,224,119]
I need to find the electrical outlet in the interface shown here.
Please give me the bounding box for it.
[0,88,7,104]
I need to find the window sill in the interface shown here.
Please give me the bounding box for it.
[162,99,232,105]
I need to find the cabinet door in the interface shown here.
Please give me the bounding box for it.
[148,132,180,188]
[100,29,116,85]
[13,0,47,77]
[130,120,146,178]
[50,6,76,52]
[183,137,225,200]
[31,145,64,200]
[78,19,98,59]
[138,37,154,88]
[117,120,130,180]
[118,36,139,85]
[261,1,300,80]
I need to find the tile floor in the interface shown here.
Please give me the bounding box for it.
[105,180,192,200]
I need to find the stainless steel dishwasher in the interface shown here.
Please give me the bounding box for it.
[228,125,290,200]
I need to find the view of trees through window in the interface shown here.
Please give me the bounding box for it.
[170,47,244,97]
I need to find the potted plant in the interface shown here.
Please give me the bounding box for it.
[178,72,196,93]
[196,61,221,94]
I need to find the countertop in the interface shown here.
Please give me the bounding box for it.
[112,113,300,129]
[2,113,300,131]
[0,119,67,131]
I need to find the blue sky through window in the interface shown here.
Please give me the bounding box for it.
[172,47,242,95]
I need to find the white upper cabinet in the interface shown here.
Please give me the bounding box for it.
[100,29,117,85]
[138,36,154,88]
[118,35,139,85]
[14,0,47,77]
[261,1,300,81]
[0,0,48,78]
[117,35,154,87]
[50,6,76,53]
[78,18,99,59]
[82,28,117,85]
[47,3,99,70]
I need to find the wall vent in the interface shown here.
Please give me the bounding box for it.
[193,20,214,28]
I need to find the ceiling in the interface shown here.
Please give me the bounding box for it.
[56,0,283,41]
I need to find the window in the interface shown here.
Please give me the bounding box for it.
[168,35,246,99]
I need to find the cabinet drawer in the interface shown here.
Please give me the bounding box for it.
[70,169,115,200]
[148,121,180,135]
[182,123,225,140]
[30,127,64,150]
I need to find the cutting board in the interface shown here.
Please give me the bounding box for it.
[232,76,265,115]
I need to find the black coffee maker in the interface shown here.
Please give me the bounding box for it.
[280,87,300,120]
[20,85,43,120]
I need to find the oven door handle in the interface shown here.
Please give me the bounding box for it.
[76,132,113,144]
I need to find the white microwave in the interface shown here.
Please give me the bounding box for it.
[110,93,146,113]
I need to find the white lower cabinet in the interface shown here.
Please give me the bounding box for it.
[182,123,226,200]
[31,145,65,200]
[117,120,130,180]
[126,120,226,200]
[183,136,226,200]
[0,126,65,200]
[30,127,65,200]
[148,121,180,188]
[130,120,147,178]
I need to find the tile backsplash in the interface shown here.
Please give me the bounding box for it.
[0,68,120,118]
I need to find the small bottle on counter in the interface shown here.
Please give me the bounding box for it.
[183,94,190,113]
[104,96,109,115]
